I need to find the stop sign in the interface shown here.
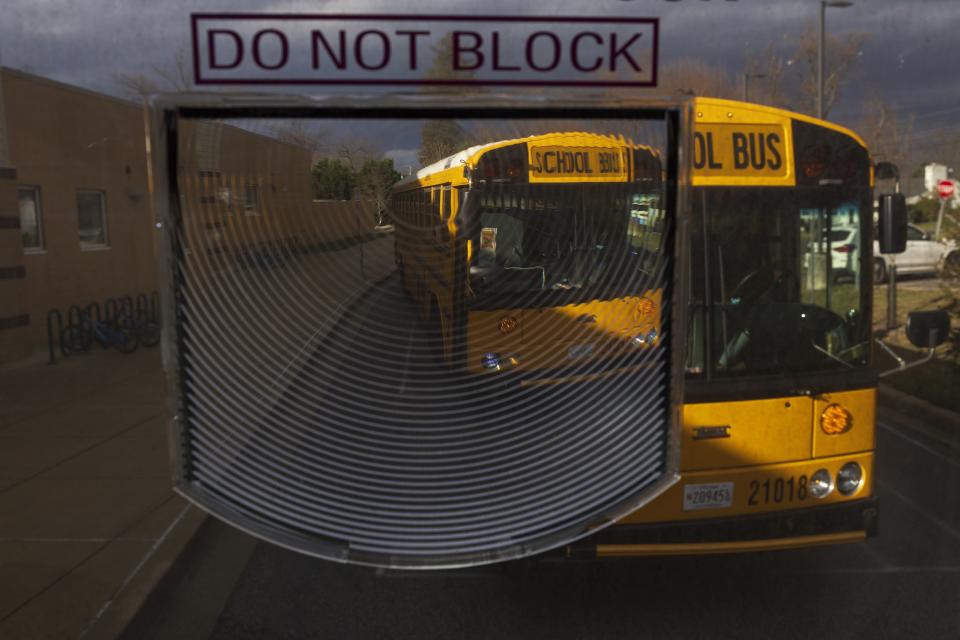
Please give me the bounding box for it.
[938,179,955,199]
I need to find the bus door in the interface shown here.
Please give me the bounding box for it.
[686,186,872,468]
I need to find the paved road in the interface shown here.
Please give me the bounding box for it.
[126,274,960,640]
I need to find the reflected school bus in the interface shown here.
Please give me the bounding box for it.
[390,98,882,556]
[390,131,665,377]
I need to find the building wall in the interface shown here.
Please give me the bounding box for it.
[0,66,382,363]
[1,67,155,358]
[177,121,378,272]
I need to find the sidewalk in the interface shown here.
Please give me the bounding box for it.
[0,234,397,640]
[0,346,202,640]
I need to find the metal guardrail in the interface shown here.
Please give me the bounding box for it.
[46,291,161,364]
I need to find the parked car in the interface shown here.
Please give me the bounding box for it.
[802,226,861,284]
[829,227,859,283]
[873,223,959,283]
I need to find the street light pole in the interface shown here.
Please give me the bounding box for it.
[743,72,767,102]
[817,0,854,120]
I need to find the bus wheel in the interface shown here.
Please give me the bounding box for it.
[872,259,886,285]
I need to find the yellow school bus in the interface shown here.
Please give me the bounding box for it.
[594,98,878,556]
[391,99,878,556]
[391,131,665,377]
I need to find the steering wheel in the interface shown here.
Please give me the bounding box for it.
[718,269,798,370]
[728,267,799,306]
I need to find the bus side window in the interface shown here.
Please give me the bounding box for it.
[436,186,451,245]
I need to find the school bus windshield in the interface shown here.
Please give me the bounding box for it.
[688,185,872,377]
[468,183,663,303]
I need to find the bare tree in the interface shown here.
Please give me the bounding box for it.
[153,49,192,92]
[791,23,869,118]
[855,96,914,175]
[336,136,380,172]
[272,121,329,162]
[113,72,158,102]
[335,136,400,222]
[652,59,738,100]
[113,47,192,101]
[744,43,789,108]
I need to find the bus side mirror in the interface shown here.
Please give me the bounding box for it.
[878,309,951,377]
[906,310,950,349]
[878,193,907,254]
[874,162,900,182]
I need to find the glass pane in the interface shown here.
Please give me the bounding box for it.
[703,188,869,376]
[18,187,40,249]
[169,113,675,567]
[77,191,106,246]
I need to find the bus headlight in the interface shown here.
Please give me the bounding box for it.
[647,328,658,343]
[810,469,834,499]
[481,353,501,369]
[836,462,863,496]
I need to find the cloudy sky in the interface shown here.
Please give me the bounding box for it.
[2,0,958,167]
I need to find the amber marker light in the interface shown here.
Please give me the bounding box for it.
[498,316,518,334]
[821,403,852,435]
[636,298,656,318]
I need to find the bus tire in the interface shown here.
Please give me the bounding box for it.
[872,258,886,285]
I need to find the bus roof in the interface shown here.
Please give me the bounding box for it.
[694,97,868,150]
[394,100,866,191]
[395,131,656,191]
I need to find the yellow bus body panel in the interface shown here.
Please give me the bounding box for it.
[681,396,813,471]
[679,388,876,472]
[812,388,876,458]
[692,101,795,188]
[691,98,869,188]
[620,450,874,524]
[465,290,661,375]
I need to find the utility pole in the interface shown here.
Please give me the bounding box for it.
[818,1,854,119]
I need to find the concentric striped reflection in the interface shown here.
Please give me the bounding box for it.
[168,118,674,568]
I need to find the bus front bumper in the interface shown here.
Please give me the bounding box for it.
[564,498,878,558]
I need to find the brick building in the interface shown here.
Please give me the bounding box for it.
[0,67,369,364]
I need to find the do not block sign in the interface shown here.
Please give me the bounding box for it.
[191,14,659,87]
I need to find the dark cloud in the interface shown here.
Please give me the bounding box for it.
[2,0,957,156]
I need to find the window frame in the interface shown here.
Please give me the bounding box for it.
[76,188,109,250]
[18,185,44,253]
[244,183,261,216]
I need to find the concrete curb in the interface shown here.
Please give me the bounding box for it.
[82,505,207,640]
[877,382,960,432]
[92,240,396,639]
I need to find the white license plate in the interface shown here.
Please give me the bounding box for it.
[683,482,734,511]
[568,343,594,359]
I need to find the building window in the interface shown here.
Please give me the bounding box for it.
[18,186,43,251]
[244,184,260,216]
[77,190,108,248]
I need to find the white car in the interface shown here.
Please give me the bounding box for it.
[829,227,859,282]
[873,223,959,283]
